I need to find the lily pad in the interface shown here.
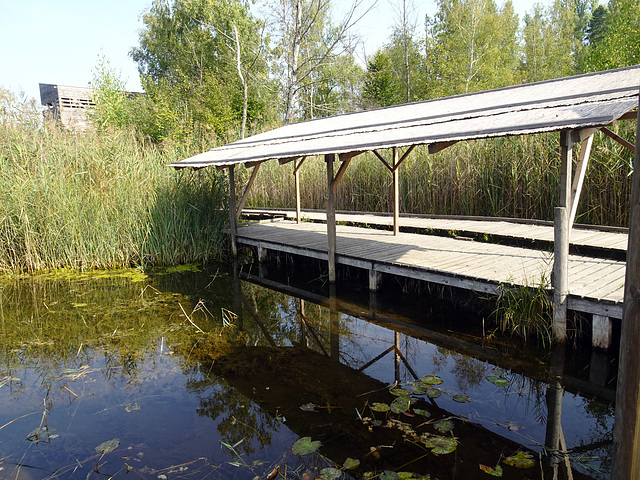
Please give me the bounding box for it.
[343,458,360,470]
[371,402,391,412]
[426,387,442,399]
[390,396,412,414]
[434,420,454,433]
[380,471,400,480]
[320,467,342,480]
[410,382,429,395]
[390,387,411,396]
[452,394,472,403]
[95,438,119,454]
[413,408,431,418]
[479,464,503,477]
[300,403,318,412]
[292,437,321,456]
[503,451,535,468]
[487,376,509,387]
[421,375,443,385]
[423,435,457,455]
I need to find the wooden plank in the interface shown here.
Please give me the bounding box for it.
[235,221,625,316]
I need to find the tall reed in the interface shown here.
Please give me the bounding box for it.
[0,90,227,273]
[244,126,635,227]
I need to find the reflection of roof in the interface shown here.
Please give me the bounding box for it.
[171,65,640,170]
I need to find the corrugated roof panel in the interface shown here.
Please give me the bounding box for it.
[171,65,640,169]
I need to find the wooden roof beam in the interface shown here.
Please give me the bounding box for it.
[236,162,261,220]
[372,146,415,172]
[601,127,635,154]
[429,141,459,154]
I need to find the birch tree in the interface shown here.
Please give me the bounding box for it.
[266,0,368,123]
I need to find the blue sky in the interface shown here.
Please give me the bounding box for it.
[1,0,541,103]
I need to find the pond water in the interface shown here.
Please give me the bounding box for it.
[0,263,615,480]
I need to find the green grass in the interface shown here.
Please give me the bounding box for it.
[0,90,228,273]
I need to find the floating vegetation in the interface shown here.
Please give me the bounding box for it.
[292,437,322,456]
[487,376,510,387]
[452,394,472,403]
[422,435,458,455]
[95,438,120,454]
[480,463,504,476]
[503,451,536,469]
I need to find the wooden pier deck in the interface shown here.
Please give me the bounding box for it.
[236,220,626,325]
[243,208,628,256]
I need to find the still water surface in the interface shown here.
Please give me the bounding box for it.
[0,265,615,480]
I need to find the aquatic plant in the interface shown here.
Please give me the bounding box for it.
[492,271,553,347]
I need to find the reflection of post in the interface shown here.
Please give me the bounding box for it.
[232,260,243,330]
[394,331,400,382]
[544,344,569,478]
[298,299,308,347]
[329,284,339,361]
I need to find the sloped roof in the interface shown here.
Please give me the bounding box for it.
[171,65,640,169]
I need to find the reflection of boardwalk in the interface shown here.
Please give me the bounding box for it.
[237,220,625,323]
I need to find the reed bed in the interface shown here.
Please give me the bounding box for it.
[0,93,227,273]
[245,128,634,227]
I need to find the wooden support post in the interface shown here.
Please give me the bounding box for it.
[369,268,381,292]
[229,165,238,258]
[392,147,400,236]
[592,314,612,349]
[236,163,261,220]
[553,206,569,342]
[552,131,573,343]
[569,134,593,229]
[326,154,337,283]
[612,101,640,480]
[294,158,302,224]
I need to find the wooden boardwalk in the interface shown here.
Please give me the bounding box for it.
[236,220,625,323]
[242,208,628,255]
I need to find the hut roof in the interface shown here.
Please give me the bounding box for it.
[171,65,640,169]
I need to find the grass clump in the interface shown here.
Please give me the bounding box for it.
[0,88,227,273]
[493,281,553,347]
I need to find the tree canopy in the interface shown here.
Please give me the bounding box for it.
[91,0,640,143]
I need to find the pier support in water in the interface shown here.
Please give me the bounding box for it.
[611,97,640,479]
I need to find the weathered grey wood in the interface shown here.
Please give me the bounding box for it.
[326,154,337,282]
[553,130,574,343]
[612,97,640,480]
[569,135,593,229]
[393,147,400,236]
[229,165,238,257]
[553,206,569,342]
[242,208,628,255]
[592,314,612,349]
[294,158,302,224]
[236,163,261,220]
[236,221,625,319]
[601,126,636,153]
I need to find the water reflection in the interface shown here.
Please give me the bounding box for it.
[0,265,614,480]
